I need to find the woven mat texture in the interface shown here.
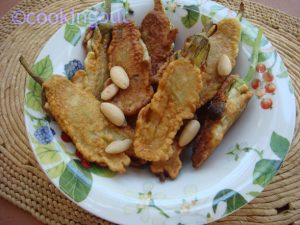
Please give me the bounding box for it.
[0,0,299,224]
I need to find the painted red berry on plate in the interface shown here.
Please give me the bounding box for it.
[80,159,92,169]
[256,64,266,73]
[265,83,276,94]
[263,72,274,82]
[261,98,273,110]
[61,131,72,142]
[75,149,83,159]
[255,89,265,98]
[251,79,261,89]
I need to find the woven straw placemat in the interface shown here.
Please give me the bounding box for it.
[0,0,299,224]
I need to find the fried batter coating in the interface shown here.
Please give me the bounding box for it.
[108,21,153,116]
[150,142,183,179]
[134,58,203,162]
[152,51,179,85]
[152,18,240,87]
[192,75,253,168]
[199,18,241,106]
[72,69,91,93]
[43,76,133,173]
[72,25,112,98]
[141,0,178,79]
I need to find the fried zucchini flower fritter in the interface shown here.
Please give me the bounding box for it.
[141,0,178,82]
[192,75,253,168]
[134,58,203,162]
[107,21,153,116]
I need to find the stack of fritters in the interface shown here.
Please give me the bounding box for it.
[21,0,253,180]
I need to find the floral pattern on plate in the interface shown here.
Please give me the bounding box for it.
[24,0,295,224]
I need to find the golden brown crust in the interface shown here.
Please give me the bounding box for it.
[141,0,178,77]
[192,75,253,168]
[125,147,147,168]
[134,58,203,162]
[150,142,183,179]
[108,21,153,116]
[72,25,111,98]
[43,75,133,173]
[199,18,241,107]
[72,70,91,93]
[83,27,94,53]
[151,52,178,84]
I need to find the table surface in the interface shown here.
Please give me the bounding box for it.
[0,1,299,225]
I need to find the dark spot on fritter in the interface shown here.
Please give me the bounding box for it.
[207,101,225,120]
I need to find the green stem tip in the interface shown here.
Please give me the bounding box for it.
[19,56,44,86]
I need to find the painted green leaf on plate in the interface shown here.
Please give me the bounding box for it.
[277,70,289,78]
[270,132,290,160]
[253,159,281,187]
[258,51,273,63]
[64,24,82,46]
[243,28,263,82]
[26,55,53,112]
[89,165,116,178]
[241,19,257,39]
[201,15,211,27]
[75,11,92,27]
[30,134,39,145]
[289,80,295,94]
[247,191,259,198]
[47,162,66,179]
[36,143,61,165]
[26,111,48,128]
[59,160,92,202]
[58,141,68,153]
[241,28,268,48]
[26,92,42,112]
[241,32,255,47]
[28,78,42,92]
[277,61,289,78]
[32,55,53,80]
[181,5,200,28]
[213,189,247,215]
[75,16,90,27]
[73,9,103,27]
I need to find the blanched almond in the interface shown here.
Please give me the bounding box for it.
[105,139,132,154]
[100,102,126,126]
[101,83,119,101]
[217,54,232,76]
[179,120,201,147]
[110,66,130,89]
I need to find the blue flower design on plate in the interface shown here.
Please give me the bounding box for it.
[34,126,55,144]
[64,59,84,79]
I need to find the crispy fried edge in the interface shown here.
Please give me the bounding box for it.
[43,75,132,173]
[150,142,183,180]
[108,21,153,116]
[134,58,203,162]
[73,25,112,98]
[198,18,241,106]
[141,0,178,76]
[192,75,253,168]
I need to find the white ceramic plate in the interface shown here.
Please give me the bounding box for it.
[24,0,296,224]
